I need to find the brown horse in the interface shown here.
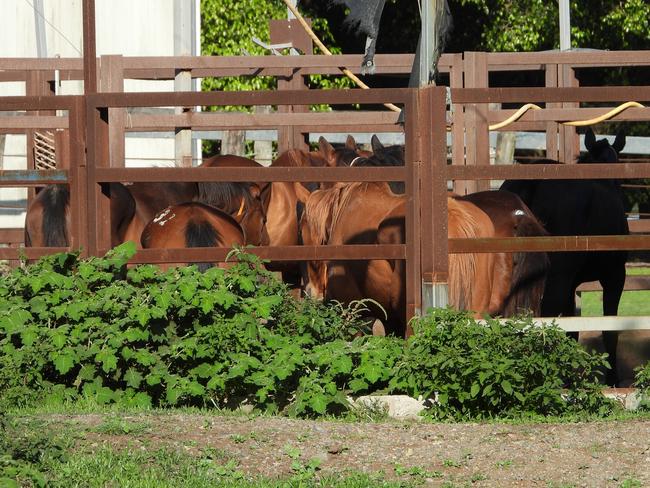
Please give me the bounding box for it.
[300,181,406,333]
[25,183,135,248]
[350,134,548,317]
[300,172,498,336]
[140,202,252,272]
[376,196,498,326]
[457,190,549,316]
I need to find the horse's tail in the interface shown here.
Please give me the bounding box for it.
[185,219,219,272]
[447,198,478,311]
[505,215,550,316]
[42,185,70,247]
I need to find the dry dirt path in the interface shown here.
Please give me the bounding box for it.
[42,413,650,487]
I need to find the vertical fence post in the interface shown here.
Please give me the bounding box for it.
[86,100,111,256]
[403,89,423,331]
[460,51,489,194]
[68,97,88,255]
[545,63,560,160]
[25,70,55,202]
[174,0,195,167]
[99,55,125,168]
[560,64,579,163]
[419,86,449,314]
[270,19,311,153]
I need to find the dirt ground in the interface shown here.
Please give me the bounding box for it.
[45,413,650,487]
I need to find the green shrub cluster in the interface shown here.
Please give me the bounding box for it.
[0,245,616,419]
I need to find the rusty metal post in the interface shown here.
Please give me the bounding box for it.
[420,86,449,312]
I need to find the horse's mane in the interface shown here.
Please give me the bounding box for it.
[196,182,256,214]
[303,182,371,245]
[446,196,481,311]
[274,149,329,168]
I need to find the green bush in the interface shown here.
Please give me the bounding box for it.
[390,309,614,420]
[0,245,615,419]
[633,361,650,410]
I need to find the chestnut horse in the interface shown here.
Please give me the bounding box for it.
[376,196,497,329]
[300,149,498,336]
[333,134,549,317]
[140,202,250,272]
[25,183,135,248]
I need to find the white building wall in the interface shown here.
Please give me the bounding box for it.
[0,0,199,228]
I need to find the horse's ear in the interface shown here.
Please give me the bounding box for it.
[248,183,261,199]
[613,131,626,154]
[345,135,357,150]
[293,182,311,204]
[584,128,596,151]
[318,136,335,159]
[371,134,384,153]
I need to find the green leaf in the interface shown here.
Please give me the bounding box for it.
[96,349,118,373]
[20,328,38,346]
[501,380,513,395]
[309,392,329,414]
[348,378,368,392]
[3,309,32,332]
[124,368,144,389]
[470,383,480,398]
[51,350,76,375]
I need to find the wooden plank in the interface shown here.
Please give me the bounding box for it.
[0,169,68,185]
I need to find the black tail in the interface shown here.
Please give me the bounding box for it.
[42,185,70,247]
[185,219,219,272]
[504,216,550,316]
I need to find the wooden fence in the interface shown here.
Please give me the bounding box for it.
[2,79,650,332]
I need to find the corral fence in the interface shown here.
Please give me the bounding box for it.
[2,79,650,333]
[1,10,650,332]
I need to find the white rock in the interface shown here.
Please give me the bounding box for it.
[352,395,426,420]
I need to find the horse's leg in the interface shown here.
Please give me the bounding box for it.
[600,256,626,386]
[540,269,579,339]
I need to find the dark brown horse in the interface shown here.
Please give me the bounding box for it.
[501,128,628,385]
[140,202,251,272]
[25,183,135,248]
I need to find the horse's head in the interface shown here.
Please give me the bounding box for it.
[232,183,269,247]
[582,128,626,164]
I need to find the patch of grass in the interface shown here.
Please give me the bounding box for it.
[581,267,650,316]
[581,290,650,316]
[92,417,151,435]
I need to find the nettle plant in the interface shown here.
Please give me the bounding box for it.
[389,309,616,420]
[0,244,395,415]
[0,244,617,418]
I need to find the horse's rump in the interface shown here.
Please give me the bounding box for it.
[41,185,70,247]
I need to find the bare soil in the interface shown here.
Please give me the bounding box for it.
[45,413,650,487]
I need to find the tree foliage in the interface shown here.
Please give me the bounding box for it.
[200,0,351,94]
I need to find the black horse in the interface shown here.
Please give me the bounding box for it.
[501,128,628,385]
